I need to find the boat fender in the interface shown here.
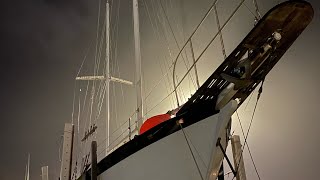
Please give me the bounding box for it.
[139,114,171,134]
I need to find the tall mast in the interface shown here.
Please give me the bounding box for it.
[77,0,132,156]
[133,0,144,129]
[76,0,133,157]
[105,0,110,155]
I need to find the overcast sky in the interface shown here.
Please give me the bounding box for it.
[0,0,319,180]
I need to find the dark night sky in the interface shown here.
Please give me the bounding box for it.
[0,0,319,180]
[0,0,97,179]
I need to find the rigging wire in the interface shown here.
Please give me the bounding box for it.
[237,112,261,179]
[113,0,127,135]
[96,22,106,76]
[93,81,107,124]
[148,0,177,108]
[158,0,197,87]
[172,0,198,93]
[178,79,187,104]
[243,2,259,21]
[243,0,262,24]
[74,1,266,177]
[175,0,245,95]
[87,0,102,140]
[87,31,107,124]
[91,0,128,144]
[93,0,102,77]
[151,0,179,101]
[158,0,197,105]
[244,90,254,110]
[112,82,118,132]
[179,124,204,180]
[189,40,200,89]
[96,0,248,154]
[171,0,219,105]
[80,0,105,165]
[142,0,245,118]
[92,20,106,115]
[232,81,264,180]
[97,0,247,138]
[172,0,245,107]
[92,30,107,126]
[96,0,247,153]
[183,126,208,169]
[96,119,139,155]
[72,0,120,172]
[92,1,108,126]
[253,0,262,20]
[142,0,175,110]
[213,4,227,59]
[92,0,130,149]
[71,27,96,171]
[81,82,90,135]
[71,37,94,124]
[235,111,261,180]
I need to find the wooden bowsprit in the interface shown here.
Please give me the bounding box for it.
[177,0,314,115]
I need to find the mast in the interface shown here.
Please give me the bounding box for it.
[105,0,110,156]
[59,123,74,180]
[133,0,144,129]
[41,166,49,180]
[76,0,133,156]
[25,153,30,180]
[231,135,247,180]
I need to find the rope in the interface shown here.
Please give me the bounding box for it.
[77,0,105,168]
[93,81,106,124]
[189,40,200,89]
[179,124,204,180]
[243,0,262,24]
[86,0,103,148]
[93,0,101,76]
[183,126,208,169]
[71,38,94,124]
[244,90,254,110]
[172,0,220,106]
[173,0,246,102]
[113,0,127,136]
[236,112,261,180]
[243,2,259,20]
[159,0,197,105]
[253,0,262,20]
[213,5,227,59]
[171,0,198,92]
[142,0,175,109]
[232,81,264,180]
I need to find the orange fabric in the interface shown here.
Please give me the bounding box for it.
[139,114,171,134]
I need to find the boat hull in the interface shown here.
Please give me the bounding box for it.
[98,101,237,180]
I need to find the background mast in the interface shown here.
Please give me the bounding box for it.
[133,0,144,129]
[105,0,110,155]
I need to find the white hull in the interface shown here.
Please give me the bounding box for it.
[98,100,237,180]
